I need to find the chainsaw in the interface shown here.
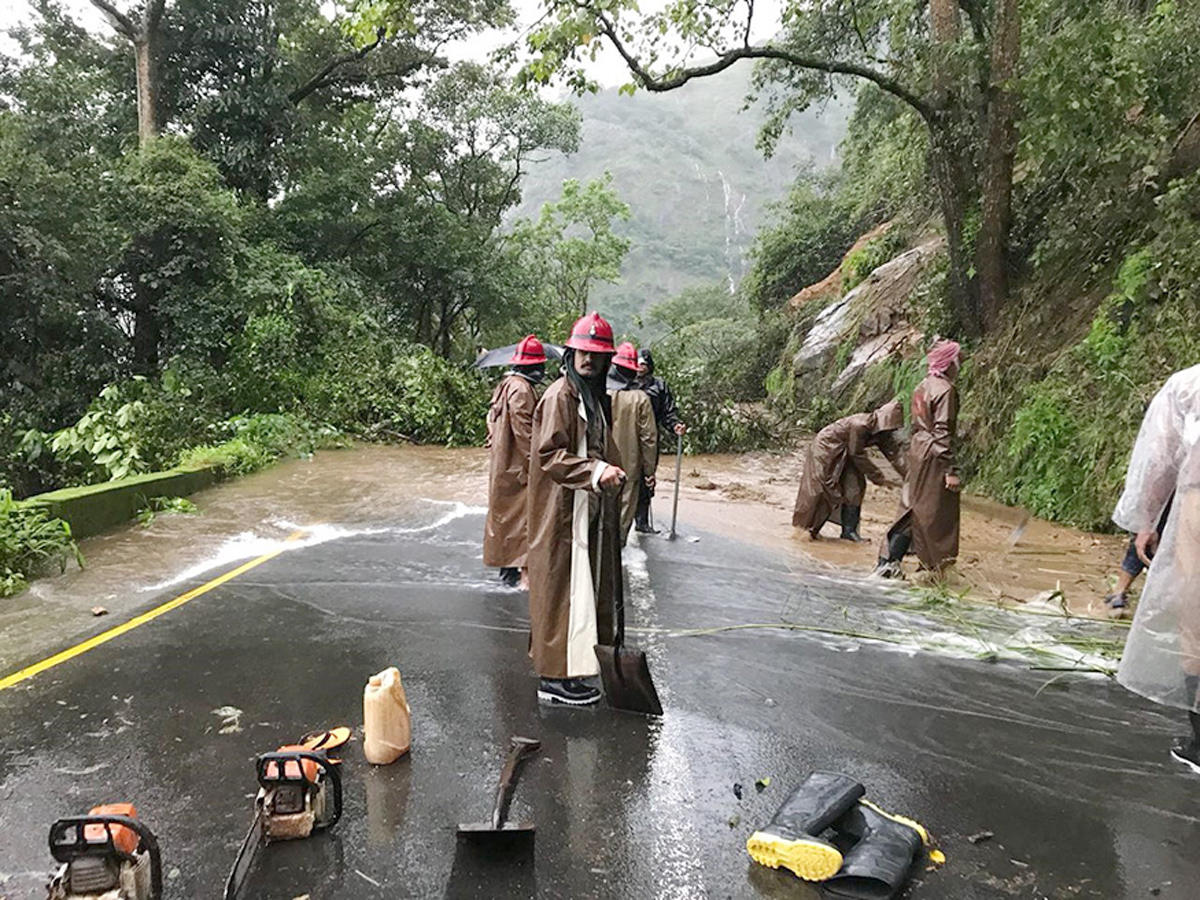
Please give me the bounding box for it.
[47,805,162,900]
[223,747,343,900]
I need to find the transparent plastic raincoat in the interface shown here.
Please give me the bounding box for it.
[1113,364,1200,709]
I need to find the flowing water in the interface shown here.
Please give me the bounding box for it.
[3,443,1129,680]
[0,445,489,673]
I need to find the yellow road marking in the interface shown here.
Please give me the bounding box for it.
[0,529,307,692]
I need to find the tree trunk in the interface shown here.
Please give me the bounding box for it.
[976,0,1021,332]
[929,125,981,338]
[929,0,962,104]
[131,288,160,375]
[134,36,158,147]
[926,0,986,338]
[89,0,165,147]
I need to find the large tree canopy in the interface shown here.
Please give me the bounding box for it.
[518,0,1019,336]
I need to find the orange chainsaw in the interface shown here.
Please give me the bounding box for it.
[223,747,342,900]
[47,805,162,900]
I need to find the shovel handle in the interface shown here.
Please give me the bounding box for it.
[491,737,540,830]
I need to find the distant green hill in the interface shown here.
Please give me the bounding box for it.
[516,66,850,335]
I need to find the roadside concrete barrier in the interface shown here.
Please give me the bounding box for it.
[24,467,219,539]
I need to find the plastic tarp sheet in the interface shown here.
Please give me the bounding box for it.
[1114,364,1200,709]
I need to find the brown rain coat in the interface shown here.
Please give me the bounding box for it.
[792,404,907,532]
[880,376,960,570]
[609,388,657,544]
[527,376,622,679]
[483,373,538,568]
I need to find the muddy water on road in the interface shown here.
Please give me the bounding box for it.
[0,445,490,672]
[667,450,1130,616]
[5,443,1128,677]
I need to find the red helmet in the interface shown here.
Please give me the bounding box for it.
[613,341,639,372]
[511,334,547,366]
[565,312,615,354]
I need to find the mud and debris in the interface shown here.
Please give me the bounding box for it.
[668,450,1130,618]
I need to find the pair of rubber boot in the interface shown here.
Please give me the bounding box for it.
[746,771,929,899]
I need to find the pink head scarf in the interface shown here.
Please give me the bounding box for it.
[926,339,962,378]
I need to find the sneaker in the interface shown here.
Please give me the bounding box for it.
[871,560,903,580]
[538,678,601,707]
[1170,737,1200,775]
[1104,592,1127,608]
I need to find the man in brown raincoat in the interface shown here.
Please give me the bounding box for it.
[527,312,627,707]
[792,400,906,542]
[874,340,963,578]
[608,342,658,545]
[483,335,547,588]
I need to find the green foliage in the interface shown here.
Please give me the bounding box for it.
[836,87,933,225]
[646,284,789,452]
[840,228,907,291]
[742,172,858,313]
[178,439,277,479]
[48,384,150,483]
[889,356,927,422]
[510,174,631,328]
[345,0,513,44]
[112,139,248,373]
[177,413,345,478]
[976,180,1200,528]
[41,376,218,486]
[135,496,199,528]
[384,349,490,446]
[1016,1,1200,276]
[0,489,81,598]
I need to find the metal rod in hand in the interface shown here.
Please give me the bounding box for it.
[669,433,683,541]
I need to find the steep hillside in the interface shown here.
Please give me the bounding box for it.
[516,67,850,334]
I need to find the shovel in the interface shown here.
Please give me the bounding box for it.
[595,491,664,717]
[457,736,540,850]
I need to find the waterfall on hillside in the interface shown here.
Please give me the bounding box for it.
[716,169,748,292]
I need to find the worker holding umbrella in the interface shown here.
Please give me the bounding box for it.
[483,335,547,588]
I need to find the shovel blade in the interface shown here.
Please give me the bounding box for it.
[594,644,663,716]
[457,822,536,836]
[456,821,537,856]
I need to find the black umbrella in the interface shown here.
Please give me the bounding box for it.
[472,343,564,369]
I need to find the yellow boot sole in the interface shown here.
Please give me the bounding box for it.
[745,831,843,881]
[860,799,930,845]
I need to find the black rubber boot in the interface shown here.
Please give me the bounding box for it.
[746,771,865,881]
[498,567,520,587]
[840,506,865,542]
[886,531,911,562]
[1171,677,1200,774]
[822,800,929,899]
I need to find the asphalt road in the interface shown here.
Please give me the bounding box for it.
[1,508,1196,899]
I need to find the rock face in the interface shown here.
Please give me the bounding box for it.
[790,235,946,407]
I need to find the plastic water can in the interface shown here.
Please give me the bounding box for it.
[363,667,411,764]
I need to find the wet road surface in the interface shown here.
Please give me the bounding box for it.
[1,499,1197,898]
